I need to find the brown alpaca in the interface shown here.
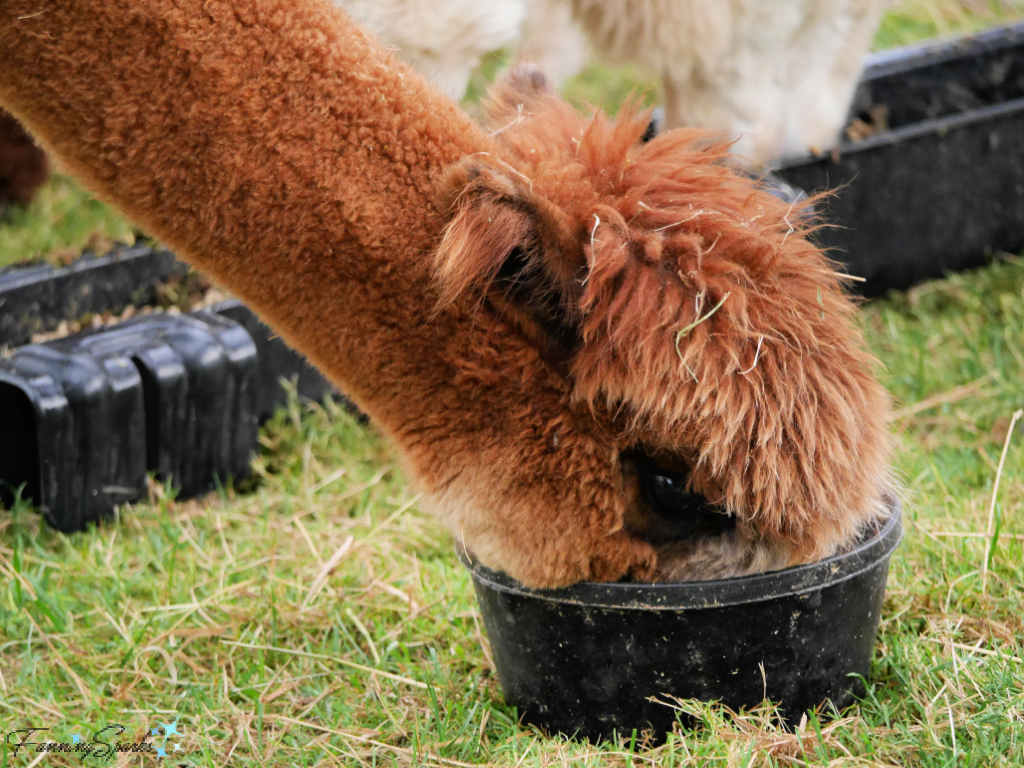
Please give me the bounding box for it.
[0,0,891,587]
[0,108,49,209]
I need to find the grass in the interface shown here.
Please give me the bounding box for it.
[4,255,1024,765]
[874,0,1024,50]
[2,1,1024,765]
[0,175,136,270]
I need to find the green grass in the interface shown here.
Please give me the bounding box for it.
[3,254,1024,765]
[2,2,1024,765]
[0,174,136,269]
[875,0,1024,50]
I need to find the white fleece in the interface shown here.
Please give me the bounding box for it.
[334,0,892,163]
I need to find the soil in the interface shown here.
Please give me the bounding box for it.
[25,271,230,344]
[845,104,890,142]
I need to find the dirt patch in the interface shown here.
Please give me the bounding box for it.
[845,104,890,142]
[28,271,230,343]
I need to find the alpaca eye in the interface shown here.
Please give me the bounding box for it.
[635,459,735,536]
[638,463,704,519]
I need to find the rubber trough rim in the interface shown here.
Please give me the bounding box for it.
[458,498,903,612]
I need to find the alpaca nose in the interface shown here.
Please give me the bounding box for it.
[634,456,736,538]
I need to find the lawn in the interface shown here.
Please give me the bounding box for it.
[2,1,1024,766]
[0,175,137,270]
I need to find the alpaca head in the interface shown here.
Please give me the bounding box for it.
[434,65,892,581]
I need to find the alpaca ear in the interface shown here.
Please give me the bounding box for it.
[434,161,536,308]
[435,157,582,363]
[482,63,556,132]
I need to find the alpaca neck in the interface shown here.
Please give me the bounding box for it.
[0,0,493,420]
[0,0,667,589]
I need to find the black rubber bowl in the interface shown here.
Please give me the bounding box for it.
[459,499,902,742]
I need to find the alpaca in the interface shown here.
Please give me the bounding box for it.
[563,0,892,163]
[334,0,891,164]
[0,0,892,588]
[338,0,526,99]
[0,108,49,210]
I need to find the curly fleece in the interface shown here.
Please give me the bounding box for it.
[0,0,891,587]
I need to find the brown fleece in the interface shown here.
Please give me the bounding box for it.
[0,1,891,587]
[0,108,49,208]
[434,68,893,578]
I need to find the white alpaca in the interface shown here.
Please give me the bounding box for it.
[335,0,891,164]
[338,0,526,99]
[564,0,892,162]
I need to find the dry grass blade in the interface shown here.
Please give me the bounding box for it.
[982,408,1023,595]
[921,637,1023,664]
[893,374,993,420]
[135,645,179,686]
[265,715,479,768]
[22,614,94,704]
[219,640,428,689]
[675,292,731,363]
[301,535,355,610]
[929,531,1024,541]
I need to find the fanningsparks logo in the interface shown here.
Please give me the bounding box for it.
[5,719,184,760]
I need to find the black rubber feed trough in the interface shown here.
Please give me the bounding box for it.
[0,249,336,416]
[0,246,345,530]
[461,500,902,743]
[0,299,336,531]
[0,244,188,348]
[776,22,1024,296]
[0,311,260,530]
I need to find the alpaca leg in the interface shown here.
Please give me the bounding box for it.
[660,76,768,164]
[0,108,49,209]
[779,0,891,157]
[337,0,527,100]
[518,0,591,88]
[575,0,886,164]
